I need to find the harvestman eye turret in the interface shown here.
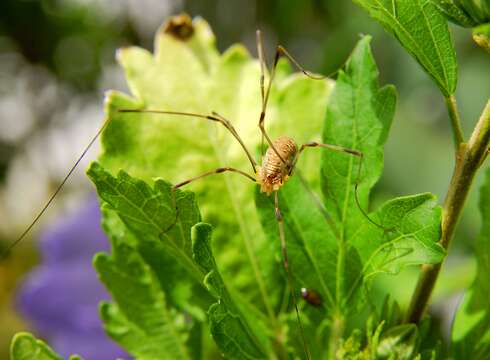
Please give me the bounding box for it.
[2,15,369,360]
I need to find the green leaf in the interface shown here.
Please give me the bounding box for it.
[353,0,458,96]
[256,36,444,323]
[322,36,444,310]
[451,168,490,359]
[87,162,205,282]
[378,295,402,329]
[98,15,332,318]
[431,0,490,27]
[354,193,445,275]
[87,163,209,358]
[457,0,490,24]
[92,175,212,321]
[93,222,193,359]
[88,163,271,358]
[192,223,269,359]
[431,0,479,27]
[10,333,82,360]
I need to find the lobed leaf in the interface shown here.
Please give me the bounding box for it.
[95,257,192,359]
[10,333,82,360]
[99,15,332,320]
[87,163,208,358]
[353,0,458,96]
[93,217,194,359]
[87,162,203,280]
[192,223,270,359]
[88,162,272,358]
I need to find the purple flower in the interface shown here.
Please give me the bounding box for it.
[16,194,129,360]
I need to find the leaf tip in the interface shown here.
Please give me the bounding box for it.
[93,252,110,270]
[86,161,102,179]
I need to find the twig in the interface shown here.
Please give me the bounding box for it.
[405,98,490,324]
[445,95,465,150]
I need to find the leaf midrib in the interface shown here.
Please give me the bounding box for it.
[100,176,206,283]
[281,193,336,308]
[207,65,277,324]
[114,271,192,360]
[335,75,362,308]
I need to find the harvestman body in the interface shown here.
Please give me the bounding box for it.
[3,15,365,360]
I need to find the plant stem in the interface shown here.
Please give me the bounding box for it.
[328,312,345,360]
[405,99,490,324]
[445,95,465,150]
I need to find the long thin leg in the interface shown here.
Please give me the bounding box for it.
[255,31,327,164]
[274,191,311,360]
[162,167,256,237]
[173,166,255,189]
[276,45,326,81]
[292,141,362,170]
[162,167,256,239]
[256,30,268,109]
[293,141,389,230]
[256,30,267,156]
[0,116,114,259]
[119,109,258,174]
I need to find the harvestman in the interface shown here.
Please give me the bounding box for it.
[118,31,363,359]
[2,19,366,360]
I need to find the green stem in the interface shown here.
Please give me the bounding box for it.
[328,313,345,360]
[405,99,490,324]
[445,95,465,150]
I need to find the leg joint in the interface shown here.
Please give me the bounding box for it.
[275,208,283,222]
[259,111,265,125]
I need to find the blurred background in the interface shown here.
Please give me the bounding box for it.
[0,0,488,358]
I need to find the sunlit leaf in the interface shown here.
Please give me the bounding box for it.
[10,333,82,360]
[99,15,332,318]
[353,0,458,96]
[88,163,271,357]
[192,223,270,359]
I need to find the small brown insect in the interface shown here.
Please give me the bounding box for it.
[301,287,322,307]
